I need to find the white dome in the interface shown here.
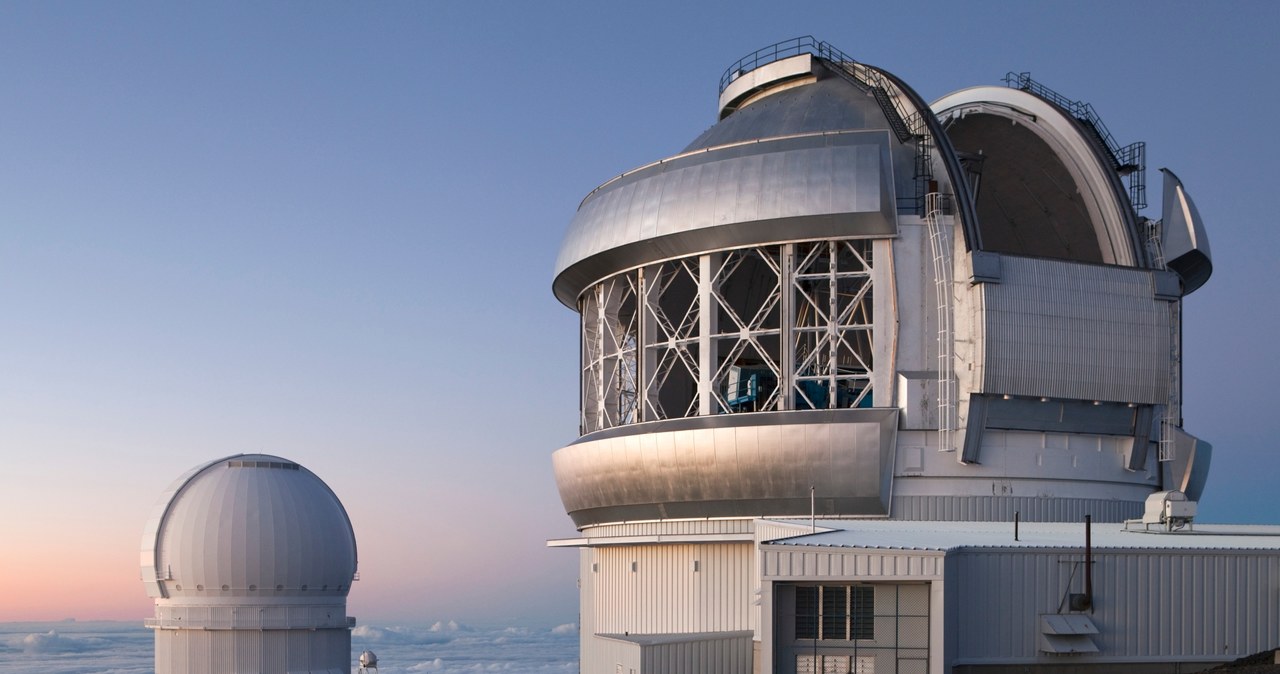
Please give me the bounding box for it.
[141,454,357,601]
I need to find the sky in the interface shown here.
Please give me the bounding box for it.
[1,1,1278,626]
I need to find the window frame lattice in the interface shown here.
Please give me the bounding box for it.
[578,239,875,433]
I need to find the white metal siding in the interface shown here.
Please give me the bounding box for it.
[590,542,753,634]
[756,520,821,544]
[581,550,601,673]
[153,627,350,674]
[585,520,755,538]
[952,549,1280,664]
[583,635,642,674]
[763,549,944,581]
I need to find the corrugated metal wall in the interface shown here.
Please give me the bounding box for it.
[952,548,1280,664]
[977,256,1170,404]
[586,520,755,539]
[643,633,754,674]
[153,627,349,673]
[891,495,1142,523]
[764,549,944,581]
[590,542,753,634]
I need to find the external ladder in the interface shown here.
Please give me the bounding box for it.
[926,193,955,452]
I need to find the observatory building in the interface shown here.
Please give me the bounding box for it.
[140,454,358,674]
[549,38,1280,673]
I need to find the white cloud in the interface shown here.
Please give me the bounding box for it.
[19,630,97,654]
[352,624,451,645]
[429,620,472,633]
[0,621,574,674]
[550,623,577,635]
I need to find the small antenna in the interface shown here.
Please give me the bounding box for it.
[810,485,816,533]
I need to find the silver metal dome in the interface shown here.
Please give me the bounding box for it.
[553,54,916,309]
[140,453,357,600]
[552,37,1212,529]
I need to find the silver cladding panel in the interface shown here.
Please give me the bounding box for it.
[1161,168,1213,294]
[691,73,894,151]
[951,549,1280,663]
[978,255,1170,404]
[553,131,897,306]
[553,409,898,527]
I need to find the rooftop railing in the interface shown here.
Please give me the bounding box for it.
[719,36,873,96]
[1004,72,1147,211]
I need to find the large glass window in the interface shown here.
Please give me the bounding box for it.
[796,585,874,641]
[785,583,930,674]
[579,239,876,434]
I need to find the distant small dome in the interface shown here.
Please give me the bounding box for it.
[141,454,357,600]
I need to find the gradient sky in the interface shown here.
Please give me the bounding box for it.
[1,1,1277,626]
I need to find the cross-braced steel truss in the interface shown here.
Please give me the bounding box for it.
[792,240,874,410]
[579,239,875,433]
[579,274,638,433]
[643,258,701,422]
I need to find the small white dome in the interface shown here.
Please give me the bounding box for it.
[141,454,357,601]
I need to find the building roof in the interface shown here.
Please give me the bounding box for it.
[761,519,1280,552]
[597,631,753,647]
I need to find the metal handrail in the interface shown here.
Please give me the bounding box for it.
[719,37,872,95]
[720,36,822,93]
[1003,72,1146,210]
[1003,73,1116,147]
[718,37,920,142]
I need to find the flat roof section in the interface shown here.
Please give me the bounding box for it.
[761,519,1280,552]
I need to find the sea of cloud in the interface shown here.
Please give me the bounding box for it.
[0,619,577,673]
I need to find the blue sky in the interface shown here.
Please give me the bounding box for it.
[0,1,1276,624]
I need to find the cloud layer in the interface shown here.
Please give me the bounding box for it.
[0,620,576,674]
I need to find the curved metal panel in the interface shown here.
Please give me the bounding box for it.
[691,74,892,152]
[933,86,1141,267]
[718,53,816,117]
[869,67,982,254]
[1160,168,1213,294]
[145,454,358,604]
[1171,428,1212,502]
[554,132,897,306]
[140,455,227,599]
[553,409,898,527]
[978,256,1170,403]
